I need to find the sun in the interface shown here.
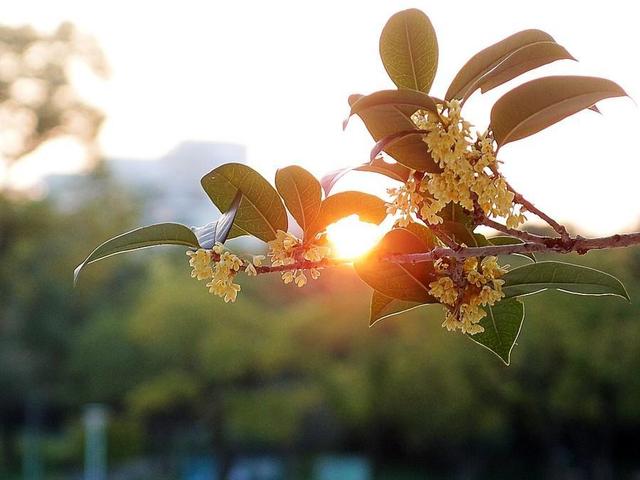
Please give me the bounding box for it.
[326,214,388,260]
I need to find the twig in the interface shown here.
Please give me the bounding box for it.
[480,216,548,244]
[491,166,570,240]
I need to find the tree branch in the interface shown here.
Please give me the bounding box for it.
[249,231,640,275]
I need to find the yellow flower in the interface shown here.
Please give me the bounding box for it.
[386,176,427,226]
[480,256,508,279]
[434,256,508,335]
[294,271,307,287]
[206,277,242,303]
[475,285,504,306]
[303,245,330,262]
[281,270,295,284]
[466,270,485,287]
[442,310,459,332]
[213,242,225,255]
[459,303,487,334]
[410,102,527,228]
[268,230,301,267]
[186,249,213,281]
[252,255,265,267]
[268,230,328,286]
[434,258,449,273]
[429,276,458,306]
[463,257,478,273]
[189,243,244,303]
[245,263,257,276]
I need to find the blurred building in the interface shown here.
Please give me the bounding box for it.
[45,141,246,226]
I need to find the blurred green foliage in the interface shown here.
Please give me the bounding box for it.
[2,178,640,477]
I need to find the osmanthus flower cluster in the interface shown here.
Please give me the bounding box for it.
[430,256,508,334]
[267,230,328,288]
[186,231,330,301]
[76,9,638,365]
[410,101,525,229]
[186,244,244,303]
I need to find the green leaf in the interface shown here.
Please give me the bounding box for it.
[74,223,200,285]
[275,166,321,237]
[477,41,575,96]
[403,222,436,249]
[309,191,387,236]
[379,9,439,93]
[488,235,536,262]
[321,158,411,197]
[355,228,436,302]
[467,298,524,366]
[502,261,630,300]
[446,29,555,101]
[439,203,474,228]
[201,163,288,242]
[348,94,439,172]
[370,291,425,327]
[490,75,627,149]
[344,89,438,129]
[370,129,426,162]
[441,221,478,247]
[191,190,242,248]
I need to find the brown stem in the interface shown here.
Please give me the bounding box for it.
[248,231,640,274]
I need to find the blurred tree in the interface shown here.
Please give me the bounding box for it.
[66,250,640,477]
[0,182,142,473]
[0,22,105,173]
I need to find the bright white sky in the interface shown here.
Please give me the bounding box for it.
[5,0,640,235]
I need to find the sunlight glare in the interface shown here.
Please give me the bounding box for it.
[326,214,387,260]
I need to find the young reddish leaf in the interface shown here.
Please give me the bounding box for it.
[369,291,431,327]
[467,298,525,366]
[379,9,439,93]
[309,191,387,236]
[201,163,288,242]
[347,95,439,172]
[321,158,411,197]
[344,89,438,129]
[446,29,555,101]
[490,76,627,149]
[355,228,436,302]
[275,165,322,236]
[476,41,575,96]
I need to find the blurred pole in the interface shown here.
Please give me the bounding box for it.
[83,404,107,480]
[22,396,43,480]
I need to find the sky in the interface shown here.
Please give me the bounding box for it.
[4,0,640,235]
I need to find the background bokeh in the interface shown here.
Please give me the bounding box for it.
[1,1,640,479]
